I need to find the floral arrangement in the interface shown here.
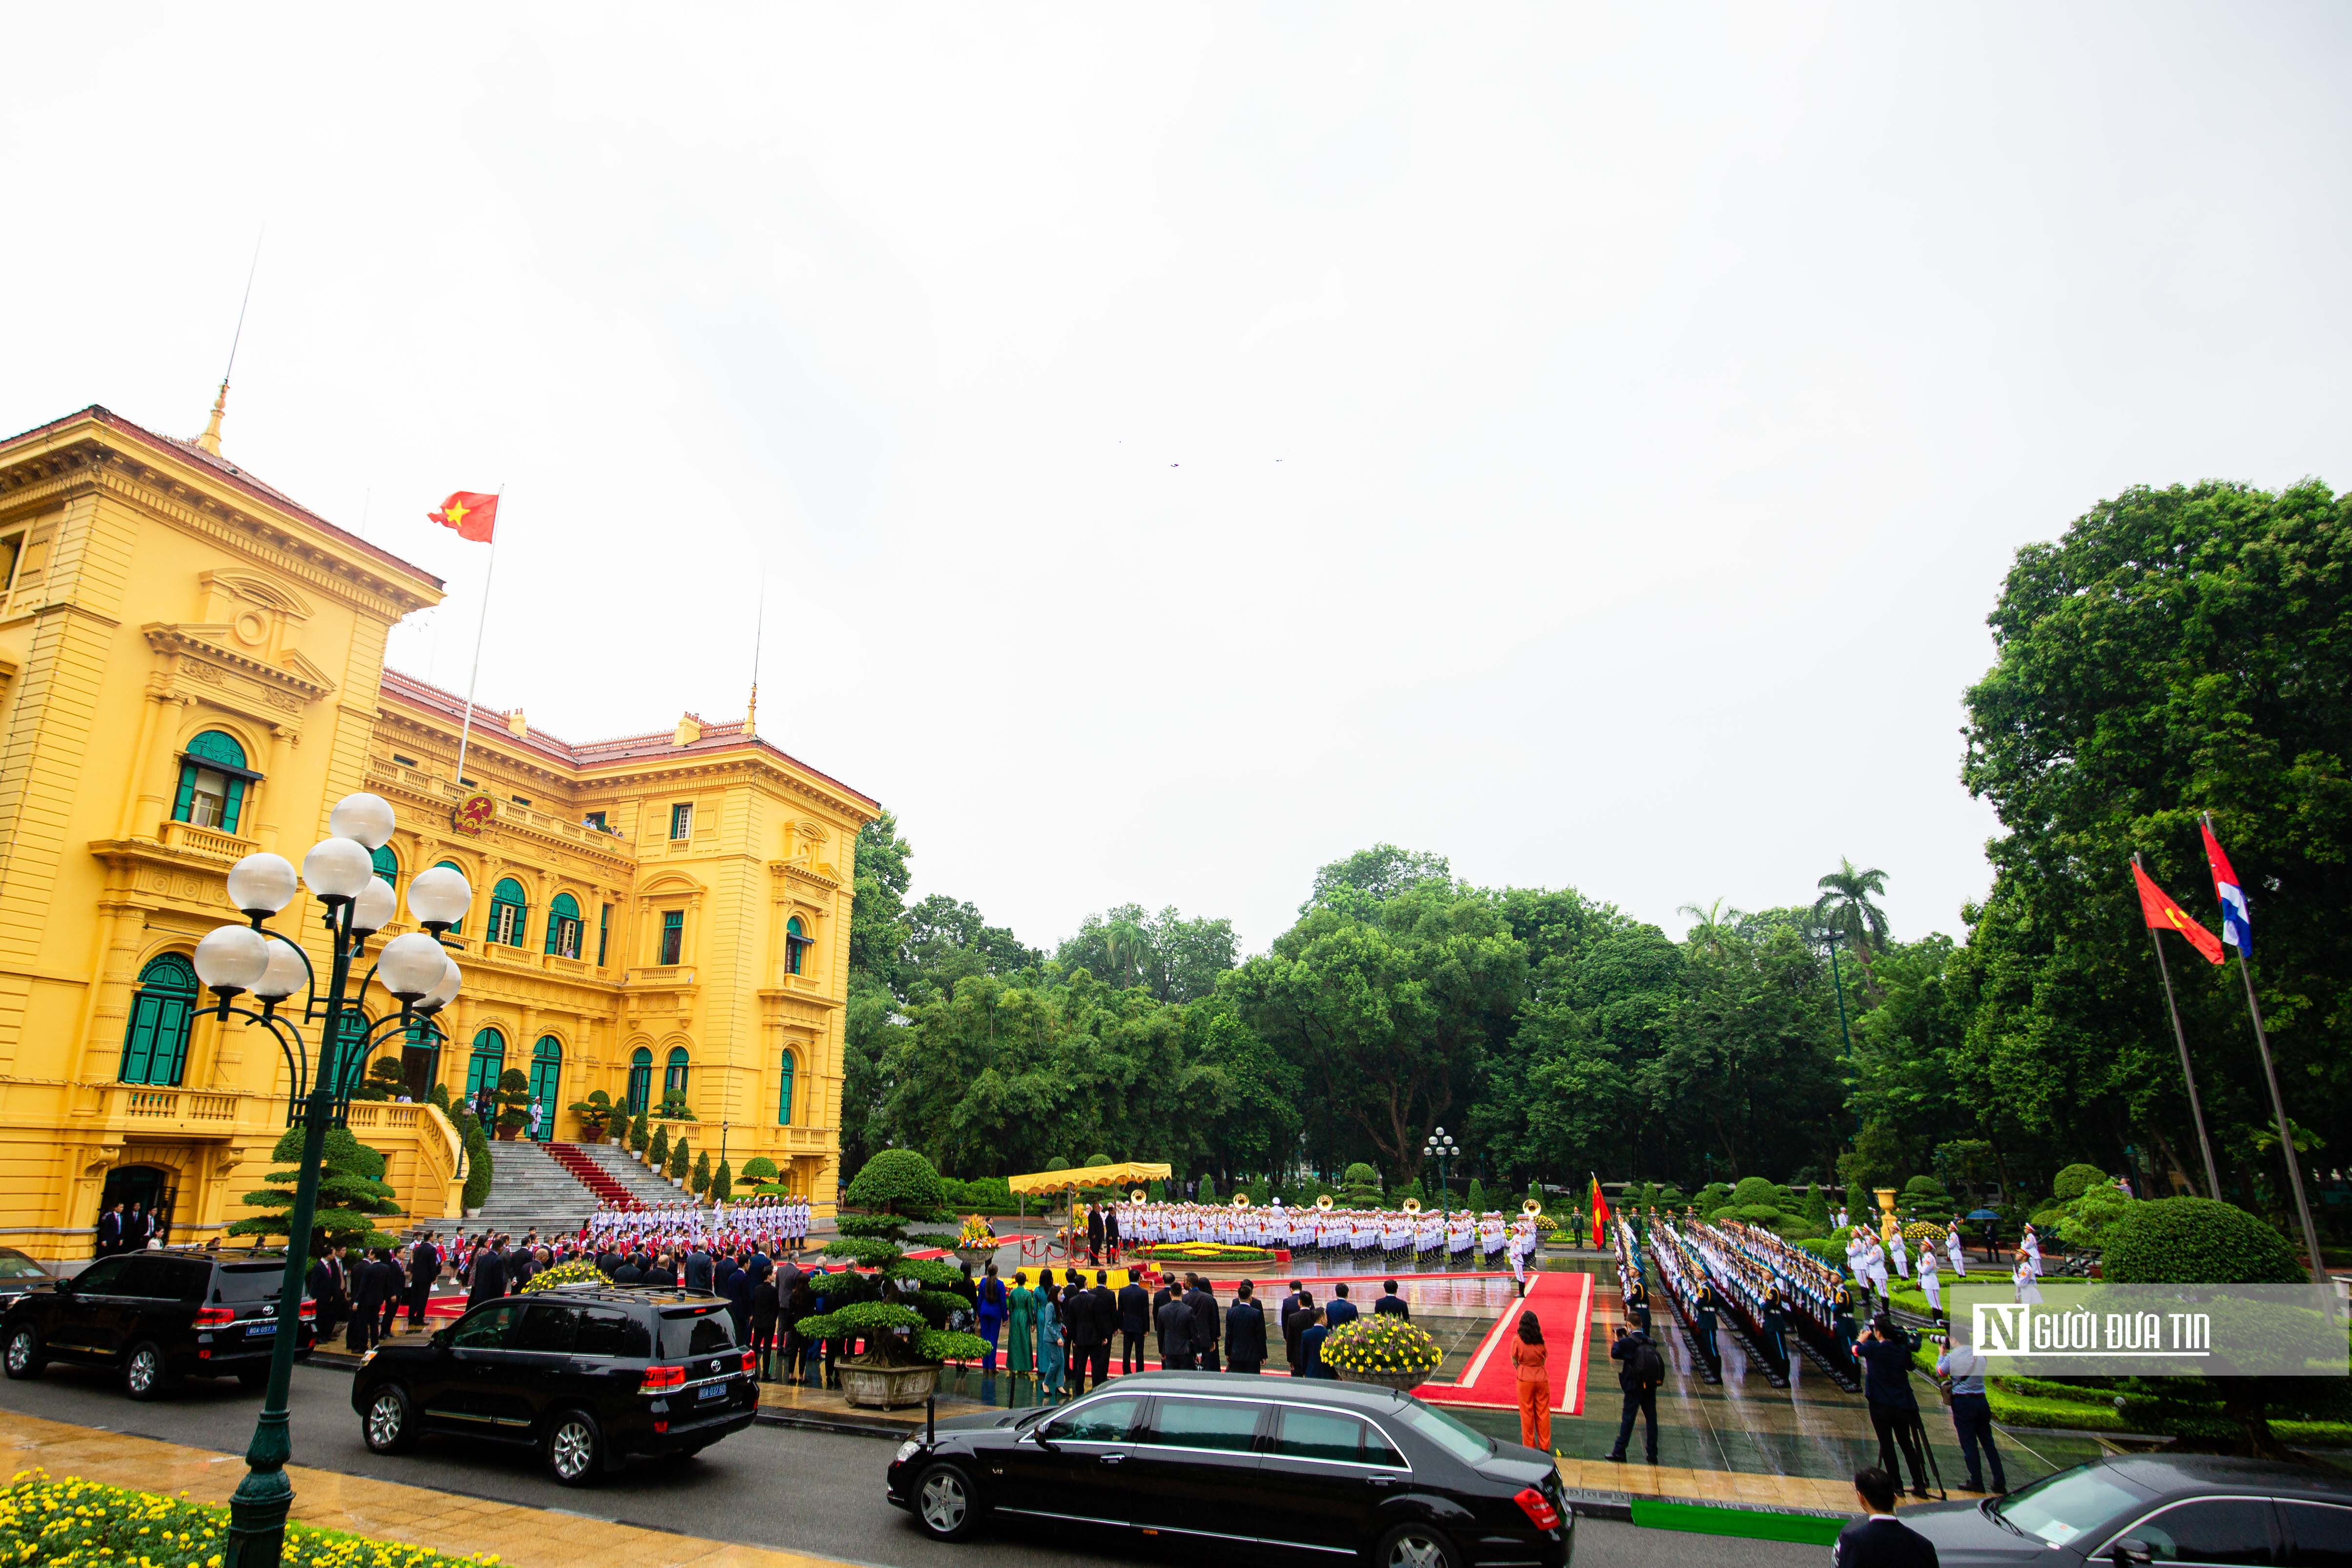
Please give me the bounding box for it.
[955,1214,998,1249]
[517,1258,614,1294]
[0,1470,497,1568]
[1532,1213,1561,1234]
[1140,1242,1272,1263]
[1320,1316,1444,1377]
[1902,1221,1947,1244]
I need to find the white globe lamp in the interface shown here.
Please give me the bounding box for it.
[417,953,461,1015]
[328,792,396,850]
[351,876,397,937]
[252,938,309,1004]
[406,864,472,932]
[301,837,374,903]
[225,853,298,919]
[378,932,450,1001]
[193,925,271,995]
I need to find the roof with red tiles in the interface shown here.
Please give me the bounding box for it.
[378,667,878,809]
[0,405,443,592]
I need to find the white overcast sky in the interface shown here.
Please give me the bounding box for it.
[6,4,2348,956]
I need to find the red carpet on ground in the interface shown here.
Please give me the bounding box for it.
[1415,1270,1590,1416]
[544,1142,640,1209]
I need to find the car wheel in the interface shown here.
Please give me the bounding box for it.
[543,1409,603,1486]
[362,1384,417,1454]
[1375,1522,1462,1568]
[3,1325,42,1380]
[124,1341,171,1401]
[911,1462,982,1542]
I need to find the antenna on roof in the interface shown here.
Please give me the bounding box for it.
[195,228,265,457]
[744,574,766,736]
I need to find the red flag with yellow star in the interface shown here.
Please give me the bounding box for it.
[2134,859,2226,964]
[428,491,497,543]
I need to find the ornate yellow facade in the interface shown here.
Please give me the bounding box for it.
[0,406,874,1260]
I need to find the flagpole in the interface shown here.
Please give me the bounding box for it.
[2136,855,2224,1201]
[451,485,504,786]
[2235,946,2327,1283]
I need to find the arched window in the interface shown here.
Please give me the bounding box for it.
[370,844,398,882]
[527,1036,562,1139]
[544,892,583,959]
[627,1047,653,1115]
[664,1046,689,1103]
[488,878,528,947]
[434,860,468,935]
[118,953,198,1086]
[172,730,258,836]
[777,1050,796,1126]
[784,916,811,976]
[464,1027,506,1105]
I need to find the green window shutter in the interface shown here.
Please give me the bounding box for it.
[544,914,560,955]
[171,762,198,824]
[778,1052,795,1126]
[598,904,610,966]
[120,955,198,1086]
[186,730,248,768]
[371,845,398,880]
[220,777,246,836]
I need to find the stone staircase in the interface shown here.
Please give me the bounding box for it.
[565,1139,692,1209]
[468,1139,605,1238]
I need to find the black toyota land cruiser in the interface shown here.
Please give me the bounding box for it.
[1,1248,316,1399]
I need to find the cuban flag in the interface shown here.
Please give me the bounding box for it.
[2202,820,2253,957]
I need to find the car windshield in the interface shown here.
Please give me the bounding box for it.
[1995,1465,2150,1547]
[0,1253,45,1282]
[216,1264,289,1302]
[1395,1402,1494,1465]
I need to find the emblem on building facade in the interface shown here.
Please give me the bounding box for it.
[451,789,498,836]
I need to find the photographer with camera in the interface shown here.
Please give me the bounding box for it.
[1852,1313,1934,1499]
[1604,1319,1666,1463]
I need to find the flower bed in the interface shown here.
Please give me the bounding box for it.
[1139,1243,1272,1264]
[1321,1315,1445,1384]
[0,1470,497,1568]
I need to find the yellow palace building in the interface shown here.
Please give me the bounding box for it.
[0,404,876,1261]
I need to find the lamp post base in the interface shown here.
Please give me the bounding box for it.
[221,1461,293,1568]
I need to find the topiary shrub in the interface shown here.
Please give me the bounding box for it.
[2100,1197,2302,1285]
[1466,1178,1488,1213]
[1085,1153,1110,1167]
[712,1161,731,1202]
[227,1125,401,1269]
[1731,1176,1781,1209]
[1198,1173,1218,1203]
[1339,1163,1382,1206]
[845,1149,945,1216]
[495,1067,531,1137]
[461,1118,493,1212]
[2051,1163,2108,1205]
[741,1156,780,1184]
[427,1079,451,1113]
[692,1150,711,1195]
[649,1123,671,1171]
[668,1137,691,1181]
[1044,1155,1069,1171]
[630,1108,650,1154]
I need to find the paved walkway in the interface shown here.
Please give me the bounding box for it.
[0,1413,854,1568]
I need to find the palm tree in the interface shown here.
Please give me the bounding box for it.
[1813,858,1890,997]
[1678,899,1734,956]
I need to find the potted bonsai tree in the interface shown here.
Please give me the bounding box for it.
[794,1149,985,1409]
[494,1067,531,1141]
[568,1089,614,1144]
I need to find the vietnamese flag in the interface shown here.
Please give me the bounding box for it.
[428,491,498,543]
[2134,859,2226,964]
[1590,1175,1609,1249]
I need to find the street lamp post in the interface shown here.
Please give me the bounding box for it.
[1423,1128,1459,1223]
[195,794,472,1568]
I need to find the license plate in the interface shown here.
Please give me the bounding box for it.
[698,1382,728,1401]
[246,1323,277,1336]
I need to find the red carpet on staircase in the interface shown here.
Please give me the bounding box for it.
[544,1142,641,1209]
[1416,1270,1591,1416]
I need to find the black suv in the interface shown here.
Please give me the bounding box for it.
[351,1285,759,1485]
[886,1371,1573,1568]
[1,1248,316,1399]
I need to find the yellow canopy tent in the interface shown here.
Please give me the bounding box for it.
[1006,1161,1171,1195]
[1006,1163,1173,1256]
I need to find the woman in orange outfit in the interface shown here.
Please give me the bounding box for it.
[1511,1311,1552,1451]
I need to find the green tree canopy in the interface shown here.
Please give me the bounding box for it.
[228,1125,400,1262]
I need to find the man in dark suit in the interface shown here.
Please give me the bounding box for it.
[1324,1281,1358,1328]
[612,1251,645,1286]
[1605,1323,1664,1463]
[1225,1281,1268,1375]
[95,1204,125,1257]
[1088,1272,1118,1387]
[684,1244,715,1293]
[1832,1468,1938,1568]
[1281,1281,1314,1373]
[1117,1270,1151,1373]
[1183,1275,1220,1372]
[349,1249,393,1350]
[1155,1288,1195,1370]
[1103,1205,1122,1263]
[1084,1204,1105,1266]
[1067,1267,1103,1393]
[1152,1278,1177,1362]
[307,1246,346,1341]
[376,1249,405,1340]
[406,1234,441,1328]
[1374,1279,1411,1319]
[503,1240,537,1294]
[595,1243,624,1277]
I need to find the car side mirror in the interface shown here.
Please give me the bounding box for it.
[52,1278,72,1296]
[2111,1540,2153,1567]
[430,1329,452,1350]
